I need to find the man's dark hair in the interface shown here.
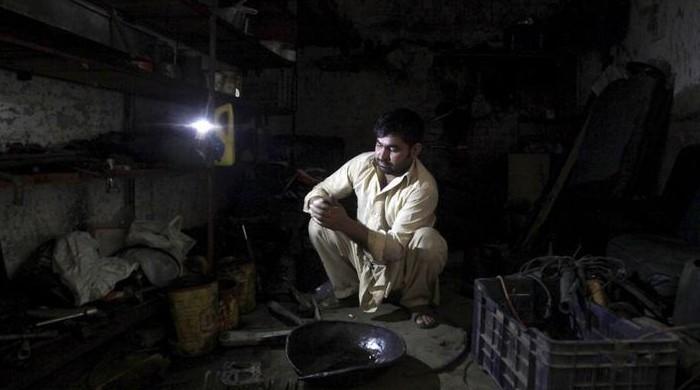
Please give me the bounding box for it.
[373,108,424,146]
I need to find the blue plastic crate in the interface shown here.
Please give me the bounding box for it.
[471,277,679,390]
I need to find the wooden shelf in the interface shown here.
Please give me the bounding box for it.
[0,30,228,105]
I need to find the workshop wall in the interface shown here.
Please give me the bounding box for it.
[296,46,437,158]
[133,174,208,225]
[0,71,208,278]
[0,68,122,149]
[622,0,700,190]
[0,182,123,277]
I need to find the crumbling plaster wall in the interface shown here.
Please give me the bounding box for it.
[0,69,122,150]
[133,173,208,224]
[622,0,700,188]
[0,71,207,278]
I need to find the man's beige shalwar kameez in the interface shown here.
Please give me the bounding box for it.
[304,152,448,312]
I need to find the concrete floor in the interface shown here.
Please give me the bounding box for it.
[37,251,500,390]
[160,251,499,390]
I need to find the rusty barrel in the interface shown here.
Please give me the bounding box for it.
[218,279,239,331]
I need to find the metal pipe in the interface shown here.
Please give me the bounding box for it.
[206,168,214,275]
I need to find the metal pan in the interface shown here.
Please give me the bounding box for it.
[285,320,406,385]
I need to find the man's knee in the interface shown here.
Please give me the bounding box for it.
[308,218,334,240]
[409,227,448,266]
[410,227,447,251]
[308,218,322,237]
[308,219,346,253]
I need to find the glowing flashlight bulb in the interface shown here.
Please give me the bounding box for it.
[190,119,216,136]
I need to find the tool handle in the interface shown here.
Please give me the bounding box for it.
[34,307,99,327]
[219,329,290,347]
[267,301,305,326]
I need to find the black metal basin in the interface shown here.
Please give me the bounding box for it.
[285,320,407,385]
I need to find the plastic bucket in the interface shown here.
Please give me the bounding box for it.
[168,276,219,356]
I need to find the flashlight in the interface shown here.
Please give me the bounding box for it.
[189,118,218,138]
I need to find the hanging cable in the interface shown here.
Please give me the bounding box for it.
[497,275,525,326]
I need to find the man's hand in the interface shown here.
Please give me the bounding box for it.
[308,196,350,232]
[308,196,370,251]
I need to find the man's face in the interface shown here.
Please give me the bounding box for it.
[374,134,421,176]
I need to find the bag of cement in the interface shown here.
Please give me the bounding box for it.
[52,231,137,306]
[125,216,195,263]
[119,247,181,287]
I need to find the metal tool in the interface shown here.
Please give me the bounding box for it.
[558,268,576,314]
[287,321,406,385]
[311,296,321,321]
[0,330,59,341]
[258,378,301,389]
[286,281,314,315]
[614,279,666,320]
[33,307,99,327]
[242,223,263,297]
[219,329,290,347]
[285,279,322,321]
[267,301,307,326]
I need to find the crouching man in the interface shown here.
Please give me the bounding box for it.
[304,108,448,328]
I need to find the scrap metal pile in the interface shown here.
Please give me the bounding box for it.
[512,255,670,337]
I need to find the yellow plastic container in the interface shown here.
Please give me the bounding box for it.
[218,257,256,314]
[168,277,219,356]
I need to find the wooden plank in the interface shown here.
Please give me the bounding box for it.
[519,114,591,250]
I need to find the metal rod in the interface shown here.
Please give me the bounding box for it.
[206,167,215,275]
[35,307,99,327]
[207,2,217,115]
[205,2,217,275]
[0,331,59,341]
[241,224,255,262]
